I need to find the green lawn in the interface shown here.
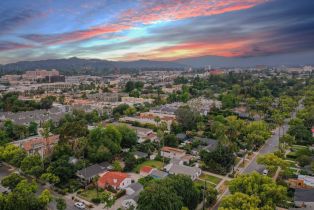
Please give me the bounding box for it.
[134,160,164,173]
[291,145,307,151]
[235,157,241,165]
[199,173,222,185]
[79,189,99,202]
[194,180,216,189]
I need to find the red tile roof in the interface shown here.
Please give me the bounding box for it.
[98,172,128,188]
[140,166,153,174]
[23,135,59,151]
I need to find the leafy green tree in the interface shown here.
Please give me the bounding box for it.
[40,173,60,185]
[288,118,312,144]
[279,134,295,148]
[257,153,288,172]
[112,160,123,171]
[123,106,137,116]
[124,152,137,171]
[220,192,262,210]
[116,124,138,148]
[28,121,38,136]
[88,125,121,155]
[200,144,235,175]
[20,154,44,177]
[138,183,183,210]
[47,156,75,184]
[1,173,25,190]
[228,172,287,207]
[138,175,199,210]
[38,189,52,207]
[205,186,218,207]
[40,96,55,109]
[0,129,9,145]
[99,191,116,209]
[164,175,200,210]
[0,144,26,167]
[56,197,67,210]
[175,106,200,131]
[125,81,135,92]
[163,133,179,147]
[297,155,311,167]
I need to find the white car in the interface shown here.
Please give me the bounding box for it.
[74,202,86,209]
[262,169,269,176]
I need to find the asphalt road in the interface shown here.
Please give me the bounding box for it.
[213,100,304,210]
[244,101,303,174]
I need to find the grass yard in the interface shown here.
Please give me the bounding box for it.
[199,173,222,185]
[235,157,241,165]
[79,189,99,202]
[194,180,216,189]
[134,160,164,173]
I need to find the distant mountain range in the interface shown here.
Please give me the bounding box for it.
[1,51,313,74]
[0,57,186,75]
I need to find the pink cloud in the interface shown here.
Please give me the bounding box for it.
[23,24,131,45]
[0,42,33,52]
[119,0,267,24]
[23,0,266,46]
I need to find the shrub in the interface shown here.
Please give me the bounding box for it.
[91,197,101,204]
[116,189,126,199]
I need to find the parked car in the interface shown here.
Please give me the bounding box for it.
[262,169,269,176]
[74,202,86,209]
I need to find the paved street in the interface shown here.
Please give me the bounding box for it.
[244,100,303,174]
[212,100,304,210]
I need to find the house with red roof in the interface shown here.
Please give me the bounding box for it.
[11,134,59,158]
[140,166,154,176]
[98,171,132,190]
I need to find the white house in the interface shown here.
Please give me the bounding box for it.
[160,146,186,159]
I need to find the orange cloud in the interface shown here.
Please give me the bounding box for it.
[116,38,278,61]
[119,0,267,24]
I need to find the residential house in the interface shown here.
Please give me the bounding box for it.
[187,97,222,115]
[150,102,183,115]
[125,183,143,195]
[11,135,59,158]
[166,163,201,181]
[129,125,157,143]
[98,161,113,171]
[294,188,314,208]
[140,166,154,176]
[134,151,148,160]
[289,175,314,189]
[191,137,218,156]
[76,164,107,182]
[149,169,168,179]
[121,97,154,105]
[160,146,186,159]
[122,193,140,209]
[98,171,132,190]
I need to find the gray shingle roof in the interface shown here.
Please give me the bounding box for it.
[127,183,143,193]
[294,188,314,202]
[76,164,106,180]
[150,169,168,179]
[168,164,201,177]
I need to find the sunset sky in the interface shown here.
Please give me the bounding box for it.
[0,0,313,64]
